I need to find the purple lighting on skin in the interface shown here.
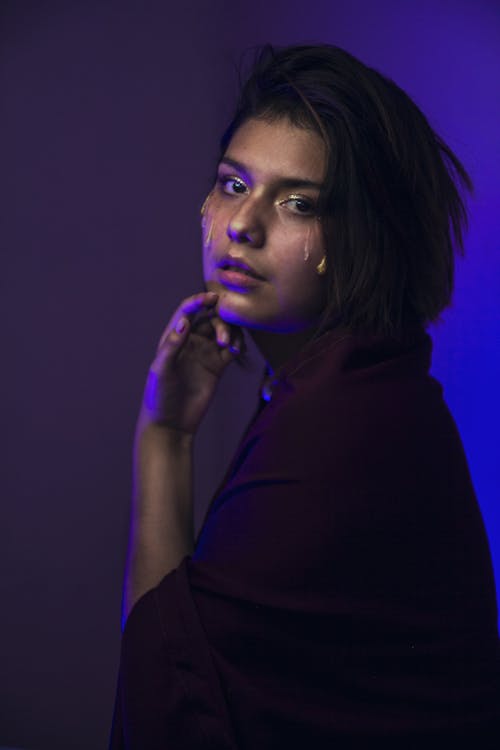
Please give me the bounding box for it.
[144,370,160,416]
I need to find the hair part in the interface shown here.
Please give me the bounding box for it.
[220,44,473,339]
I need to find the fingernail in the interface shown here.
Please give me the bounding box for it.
[230,342,240,355]
[176,317,187,334]
[218,330,229,345]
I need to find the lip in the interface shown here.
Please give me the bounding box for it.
[216,268,262,290]
[216,255,265,280]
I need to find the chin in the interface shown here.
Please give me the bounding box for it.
[216,300,262,330]
[205,283,256,327]
[205,280,318,333]
[216,303,313,334]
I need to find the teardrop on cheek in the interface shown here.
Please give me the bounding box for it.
[303,223,313,262]
[200,192,215,247]
[200,192,213,219]
[203,218,215,248]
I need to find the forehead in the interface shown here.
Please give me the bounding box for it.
[223,117,326,184]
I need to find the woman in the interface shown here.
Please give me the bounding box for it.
[110,45,500,748]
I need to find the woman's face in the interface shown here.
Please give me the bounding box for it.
[202,117,328,333]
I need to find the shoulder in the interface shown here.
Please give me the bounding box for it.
[223,327,444,491]
[261,327,437,435]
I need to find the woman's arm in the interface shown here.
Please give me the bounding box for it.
[120,291,243,628]
[122,416,194,625]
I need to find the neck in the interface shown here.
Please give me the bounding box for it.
[249,325,319,374]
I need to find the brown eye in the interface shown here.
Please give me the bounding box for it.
[278,195,316,216]
[291,198,313,213]
[219,175,248,195]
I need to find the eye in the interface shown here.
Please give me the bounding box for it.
[278,195,317,217]
[218,174,248,196]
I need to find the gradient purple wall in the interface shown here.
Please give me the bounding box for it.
[1,1,498,748]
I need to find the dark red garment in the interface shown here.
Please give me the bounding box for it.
[110,328,500,749]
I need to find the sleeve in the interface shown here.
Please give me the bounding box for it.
[109,559,239,750]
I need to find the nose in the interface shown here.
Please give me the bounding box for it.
[226,202,265,247]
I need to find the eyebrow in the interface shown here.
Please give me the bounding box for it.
[219,156,323,191]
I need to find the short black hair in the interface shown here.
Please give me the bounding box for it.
[220,44,473,339]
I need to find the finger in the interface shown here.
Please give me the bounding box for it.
[177,291,218,318]
[218,345,238,367]
[210,317,232,348]
[157,291,218,351]
[229,332,245,356]
[210,319,246,360]
[152,315,191,372]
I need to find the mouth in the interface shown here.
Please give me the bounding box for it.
[216,256,265,280]
[215,267,263,290]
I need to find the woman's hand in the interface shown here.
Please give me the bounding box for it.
[140,291,245,436]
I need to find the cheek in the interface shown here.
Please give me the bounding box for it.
[277,268,325,311]
[201,211,216,250]
[279,219,323,259]
[275,234,327,313]
[273,222,324,280]
[201,198,228,254]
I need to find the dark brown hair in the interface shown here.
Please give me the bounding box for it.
[220,44,473,339]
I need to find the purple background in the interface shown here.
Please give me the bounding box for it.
[1,1,498,748]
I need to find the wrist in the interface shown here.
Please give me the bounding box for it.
[136,408,195,451]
